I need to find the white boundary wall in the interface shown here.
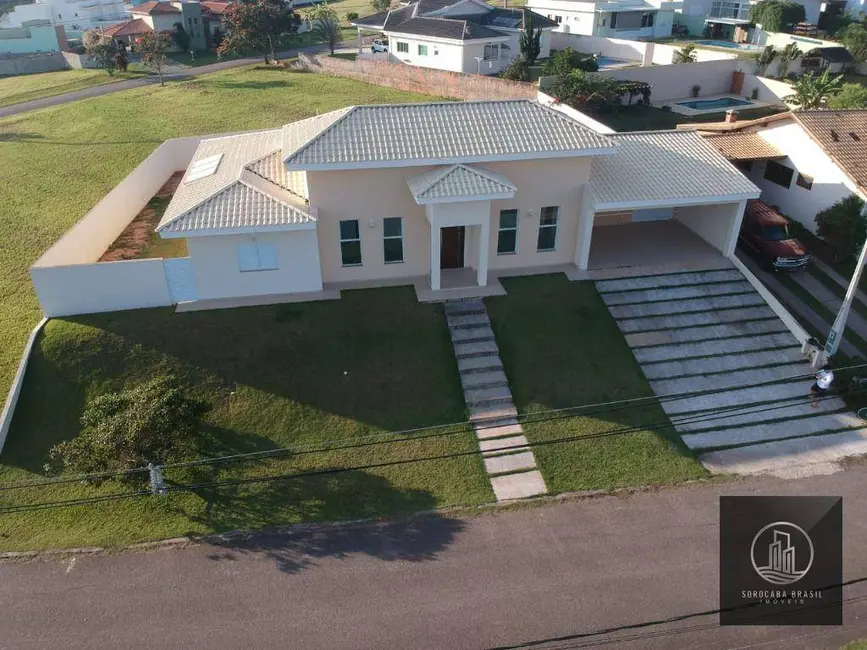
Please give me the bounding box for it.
[0,318,47,455]
[651,43,737,65]
[550,33,649,63]
[603,58,740,102]
[741,73,793,107]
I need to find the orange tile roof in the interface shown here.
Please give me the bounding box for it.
[129,1,181,15]
[102,18,154,37]
[702,132,784,160]
[793,110,867,197]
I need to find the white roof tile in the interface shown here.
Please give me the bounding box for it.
[589,130,761,208]
[408,163,516,202]
[247,150,309,200]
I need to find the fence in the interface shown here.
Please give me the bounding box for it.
[0,51,67,75]
[293,53,538,101]
[550,33,650,65]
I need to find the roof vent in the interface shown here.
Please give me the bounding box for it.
[830,129,839,142]
[185,153,223,183]
[850,131,861,142]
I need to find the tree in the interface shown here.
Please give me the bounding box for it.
[756,45,777,76]
[618,79,651,105]
[501,58,529,81]
[138,31,172,85]
[784,68,844,109]
[306,2,342,55]
[828,82,867,109]
[550,69,622,112]
[779,42,801,78]
[83,29,119,75]
[541,47,599,76]
[172,22,192,52]
[748,0,805,32]
[46,376,209,476]
[519,9,542,65]
[816,195,867,262]
[840,22,867,62]
[673,43,697,63]
[218,0,302,64]
[370,0,389,11]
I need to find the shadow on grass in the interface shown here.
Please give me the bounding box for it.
[0,132,46,142]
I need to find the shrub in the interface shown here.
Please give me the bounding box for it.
[841,22,867,62]
[673,44,697,64]
[46,376,209,476]
[828,83,867,109]
[502,58,530,81]
[541,47,598,76]
[815,195,867,263]
[346,11,359,20]
[172,22,192,51]
[691,84,701,97]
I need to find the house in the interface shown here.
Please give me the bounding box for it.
[351,0,557,75]
[525,0,681,39]
[0,24,67,54]
[687,110,867,232]
[801,46,855,74]
[148,99,760,308]
[0,0,127,31]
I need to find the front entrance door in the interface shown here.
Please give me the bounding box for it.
[440,226,465,269]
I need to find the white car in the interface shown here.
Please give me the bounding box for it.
[371,39,389,53]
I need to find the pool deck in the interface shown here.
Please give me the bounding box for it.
[661,93,771,117]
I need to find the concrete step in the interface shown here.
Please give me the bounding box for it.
[465,384,513,406]
[661,381,816,417]
[448,313,490,329]
[633,333,797,364]
[457,355,503,374]
[649,363,806,395]
[601,281,753,306]
[625,320,787,348]
[454,340,499,359]
[474,420,524,439]
[469,403,519,423]
[444,299,486,317]
[461,369,508,390]
[698,428,867,477]
[673,395,849,433]
[641,348,807,380]
[608,293,765,319]
[490,470,547,501]
[596,269,744,293]
[484,451,537,476]
[450,327,495,344]
[479,435,529,455]
[616,307,777,334]
[682,412,864,450]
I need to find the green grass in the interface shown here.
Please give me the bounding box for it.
[595,104,786,132]
[0,64,443,417]
[168,50,226,67]
[485,275,707,492]
[0,69,146,108]
[0,287,492,551]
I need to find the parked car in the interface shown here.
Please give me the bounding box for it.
[371,39,389,53]
[738,200,810,270]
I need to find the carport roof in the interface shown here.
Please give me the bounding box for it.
[589,130,761,210]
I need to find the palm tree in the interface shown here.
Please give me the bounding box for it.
[784,68,845,109]
[779,42,801,78]
[755,45,777,77]
[673,43,697,64]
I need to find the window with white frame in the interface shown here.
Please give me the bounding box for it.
[237,240,278,272]
[418,44,428,56]
[340,219,362,266]
[397,41,409,53]
[497,209,518,254]
[483,43,499,61]
[383,217,404,263]
[537,206,559,251]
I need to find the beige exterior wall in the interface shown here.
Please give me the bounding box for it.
[675,200,745,256]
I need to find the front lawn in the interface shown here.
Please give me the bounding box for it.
[485,275,707,492]
[0,69,146,108]
[595,104,786,132]
[0,287,491,551]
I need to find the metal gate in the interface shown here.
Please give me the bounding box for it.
[163,258,197,304]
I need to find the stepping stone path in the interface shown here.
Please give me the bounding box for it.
[595,267,867,478]
[444,299,547,501]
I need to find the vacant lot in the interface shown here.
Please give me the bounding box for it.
[486,275,707,492]
[0,69,146,108]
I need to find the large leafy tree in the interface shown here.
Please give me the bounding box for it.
[305,2,342,55]
[519,9,542,65]
[218,0,302,64]
[370,0,389,11]
[816,195,867,262]
[541,47,598,76]
[748,0,805,32]
[841,22,867,62]
[784,68,844,109]
[172,22,192,52]
[83,29,119,75]
[828,82,867,109]
[138,31,172,86]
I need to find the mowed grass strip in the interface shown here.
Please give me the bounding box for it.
[485,275,707,492]
[0,64,444,405]
[0,287,492,551]
[0,69,147,108]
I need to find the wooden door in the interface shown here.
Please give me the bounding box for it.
[440,226,465,269]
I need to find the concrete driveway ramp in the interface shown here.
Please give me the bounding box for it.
[595,267,865,478]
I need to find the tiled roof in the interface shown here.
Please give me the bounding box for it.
[407,163,516,202]
[387,16,505,40]
[129,1,181,14]
[702,132,784,160]
[101,18,153,37]
[589,130,760,208]
[200,1,231,15]
[793,110,867,196]
[247,150,309,200]
[450,8,558,29]
[805,46,854,62]
[283,100,615,170]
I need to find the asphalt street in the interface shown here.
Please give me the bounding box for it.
[3,465,867,649]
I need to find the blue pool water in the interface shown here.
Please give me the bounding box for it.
[694,39,762,51]
[677,97,753,110]
[595,56,631,68]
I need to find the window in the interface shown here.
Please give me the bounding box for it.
[554,14,562,23]
[537,206,558,251]
[397,41,408,53]
[763,224,791,241]
[383,217,404,263]
[497,209,518,254]
[185,153,223,183]
[418,44,428,56]
[641,11,654,26]
[609,13,616,28]
[483,43,499,61]
[734,159,753,172]
[763,160,794,188]
[340,219,362,266]
[796,173,814,190]
[237,240,278,272]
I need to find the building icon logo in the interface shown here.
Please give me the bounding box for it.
[750,521,814,585]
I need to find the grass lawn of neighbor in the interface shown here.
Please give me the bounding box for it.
[0,287,492,551]
[596,104,786,132]
[0,69,147,109]
[486,275,707,493]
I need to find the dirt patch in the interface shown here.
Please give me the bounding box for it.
[99,172,185,262]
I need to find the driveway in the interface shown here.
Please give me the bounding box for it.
[595,266,867,477]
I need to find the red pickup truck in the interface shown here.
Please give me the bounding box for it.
[738,200,810,271]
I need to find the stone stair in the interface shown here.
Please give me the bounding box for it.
[444,299,547,501]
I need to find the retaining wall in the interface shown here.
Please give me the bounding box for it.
[0,51,67,75]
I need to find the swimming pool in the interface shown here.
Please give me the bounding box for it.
[694,39,762,51]
[676,97,753,110]
[595,56,634,69]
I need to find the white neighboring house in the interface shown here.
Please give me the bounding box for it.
[525,0,681,39]
[0,0,128,31]
[351,0,556,75]
[693,110,867,232]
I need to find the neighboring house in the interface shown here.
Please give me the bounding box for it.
[352,0,556,75]
[103,1,220,49]
[0,24,66,53]
[525,0,681,39]
[802,46,855,74]
[0,0,127,31]
[690,110,867,232]
[147,99,759,308]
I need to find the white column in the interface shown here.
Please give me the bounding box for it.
[357,28,362,55]
[723,199,748,257]
[430,223,441,291]
[477,220,490,287]
[575,187,596,270]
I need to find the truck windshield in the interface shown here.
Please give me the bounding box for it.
[763,225,790,241]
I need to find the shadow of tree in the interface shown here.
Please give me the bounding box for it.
[0,132,46,142]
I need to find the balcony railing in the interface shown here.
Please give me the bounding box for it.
[708,5,751,19]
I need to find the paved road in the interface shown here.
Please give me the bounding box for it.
[3,467,867,649]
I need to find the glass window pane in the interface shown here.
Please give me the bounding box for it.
[499,209,518,229]
[384,238,404,263]
[540,206,559,225]
[341,240,362,266]
[497,230,517,254]
[339,219,359,241]
[383,217,402,238]
[537,226,556,251]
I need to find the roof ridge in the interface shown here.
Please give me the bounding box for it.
[416,164,460,195]
[282,106,357,164]
[157,178,243,232]
[533,101,617,140]
[455,162,516,189]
